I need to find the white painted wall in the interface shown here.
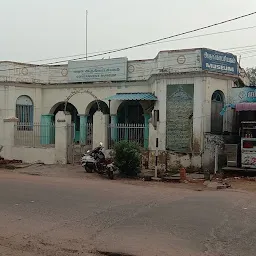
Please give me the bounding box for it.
[0,62,67,84]
[0,111,72,165]
[42,82,151,116]
[0,49,202,84]
[0,81,151,121]
[150,76,200,151]
[204,77,234,133]
[150,74,235,168]
[128,49,201,81]
[12,147,56,164]
[0,58,236,169]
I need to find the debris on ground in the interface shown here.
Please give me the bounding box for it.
[204,181,231,190]
[0,157,22,165]
[0,157,23,169]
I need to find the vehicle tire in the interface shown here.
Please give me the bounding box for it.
[107,168,114,180]
[84,165,93,173]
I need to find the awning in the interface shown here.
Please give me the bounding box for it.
[236,102,256,111]
[105,93,157,101]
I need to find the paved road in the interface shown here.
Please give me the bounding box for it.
[0,172,255,256]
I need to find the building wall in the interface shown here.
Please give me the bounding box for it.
[128,49,202,81]
[150,76,205,151]
[0,85,43,122]
[0,49,202,84]
[148,75,205,168]
[0,51,236,169]
[41,82,151,116]
[0,81,151,121]
[204,77,234,133]
[203,133,225,170]
[0,62,67,84]
[12,146,56,164]
[149,74,234,169]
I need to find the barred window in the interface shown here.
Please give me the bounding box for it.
[16,95,34,130]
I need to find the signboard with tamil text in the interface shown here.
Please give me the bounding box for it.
[201,49,238,76]
[68,58,128,83]
[231,87,256,104]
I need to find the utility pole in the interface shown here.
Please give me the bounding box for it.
[86,10,88,60]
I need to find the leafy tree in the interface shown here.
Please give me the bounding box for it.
[246,67,256,86]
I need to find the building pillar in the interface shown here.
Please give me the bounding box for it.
[144,113,150,149]
[93,111,108,149]
[40,114,54,145]
[55,111,71,164]
[2,117,18,159]
[124,105,128,140]
[110,115,118,142]
[79,114,88,144]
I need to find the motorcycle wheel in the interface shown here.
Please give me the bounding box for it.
[107,168,114,180]
[84,165,93,173]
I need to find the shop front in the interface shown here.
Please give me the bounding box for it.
[223,87,256,170]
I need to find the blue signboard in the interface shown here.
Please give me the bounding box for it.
[231,87,256,103]
[201,49,238,75]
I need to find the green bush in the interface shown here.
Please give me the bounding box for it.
[113,141,141,177]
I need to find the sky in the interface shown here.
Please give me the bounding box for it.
[1,0,256,68]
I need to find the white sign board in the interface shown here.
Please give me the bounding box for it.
[68,58,128,83]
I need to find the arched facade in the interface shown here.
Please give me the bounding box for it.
[51,102,79,126]
[49,101,80,142]
[211,90,225,134]
[16,95,34,130]
[85,100,109,123]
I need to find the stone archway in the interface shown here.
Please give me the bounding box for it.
[50,101,80,142]
[85,100,110,123]
[64,89,101,113]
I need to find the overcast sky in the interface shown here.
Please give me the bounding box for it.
[1,0,256,68]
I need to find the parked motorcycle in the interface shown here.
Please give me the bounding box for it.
[81,142,114,180]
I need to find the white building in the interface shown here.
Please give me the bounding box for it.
[0,48,247,170]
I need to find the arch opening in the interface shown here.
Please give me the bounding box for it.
[86,100,110,123]
[211,90,225,134]
[51,102,79,128]
[50,102,80,142]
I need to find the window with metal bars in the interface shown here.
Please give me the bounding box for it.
[16,96,34,130]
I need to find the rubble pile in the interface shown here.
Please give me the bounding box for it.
[0,157,22,165]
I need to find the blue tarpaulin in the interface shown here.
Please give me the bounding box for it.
[220,104,236,116]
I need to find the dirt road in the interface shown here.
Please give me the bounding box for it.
[0,170,255,256]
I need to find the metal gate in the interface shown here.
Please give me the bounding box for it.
[67,123,93,164]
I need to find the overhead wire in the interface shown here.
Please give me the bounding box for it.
[22,25,256,65]
[0,10,255,73]
[45,11,256,65]
[0,30,255,75]
[0,11,255,77]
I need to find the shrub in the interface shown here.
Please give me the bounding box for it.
[113,141,141,177]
